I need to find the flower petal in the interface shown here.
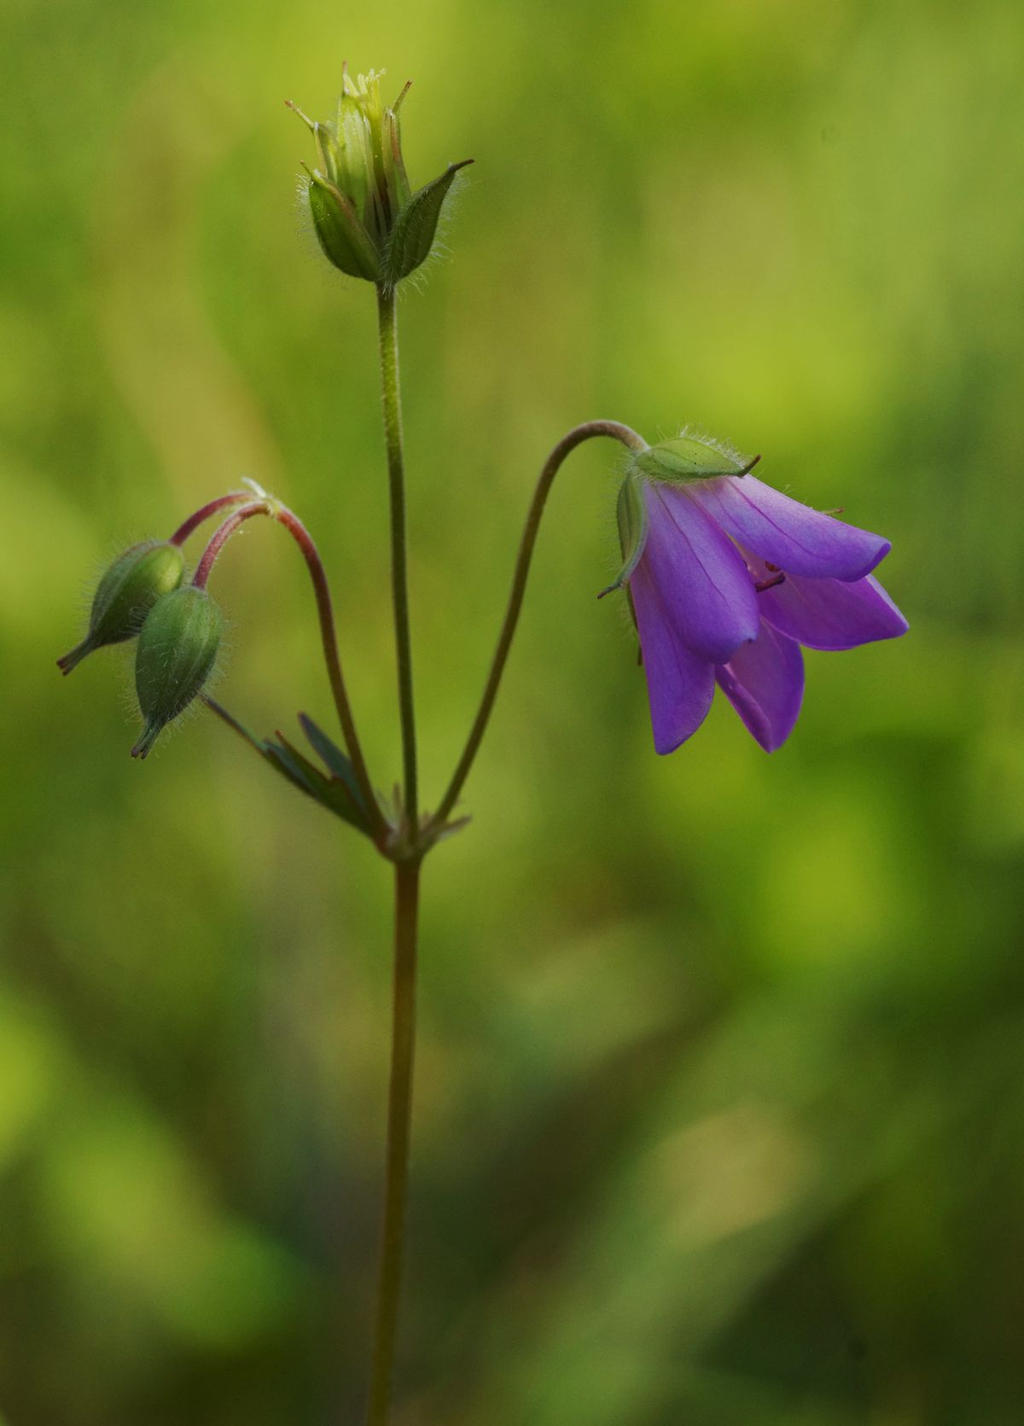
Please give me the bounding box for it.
[630,558,716,754]
[716,621,804,752]
[757,568,909,651]
[637,482,760,663]
[689,474,890,580]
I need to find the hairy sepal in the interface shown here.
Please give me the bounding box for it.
[383,160,473,287]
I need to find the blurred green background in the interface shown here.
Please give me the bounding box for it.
[3,0,1023,1421]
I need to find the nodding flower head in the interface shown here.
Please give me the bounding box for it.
[288,65,472,289]
[607,433,908,754]
[57,540,186,675]
[131,585,224,760]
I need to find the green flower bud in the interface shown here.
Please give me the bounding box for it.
[289,67,472,289]
[631,434,760,486]
[57,540,186,675]
[131,586,224,760]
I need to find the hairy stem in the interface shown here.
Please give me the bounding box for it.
[431,420,647,828]
[366,857,422,1426]
[377,285,418,831]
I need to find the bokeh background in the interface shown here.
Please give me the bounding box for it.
[3,0,1023,1421]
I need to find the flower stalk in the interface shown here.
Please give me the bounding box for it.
[191,495,386,840]
[366,857,421,1426]
[431,419,647,830]
[377,284,419,833]
[169,491,253,546]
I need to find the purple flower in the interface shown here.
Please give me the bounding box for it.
[620,451,907,754]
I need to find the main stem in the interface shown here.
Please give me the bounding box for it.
[366,857,421,1426]
[377,285,418,830]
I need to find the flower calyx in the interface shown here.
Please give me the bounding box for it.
[631,433,760,486]
[598,435,762,601]
[288,66,472,289]
[598,469,649,599]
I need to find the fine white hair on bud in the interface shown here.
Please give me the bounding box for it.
[131,586,225,759]
[57,540,186,676]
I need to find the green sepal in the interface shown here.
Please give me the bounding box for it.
[632,435,760,485]
[306,172,382,281]
[383,160,473,287]
[598,471,649,599]
[333,95,373,219]
[313,121,342,187]
[382,106,411,212]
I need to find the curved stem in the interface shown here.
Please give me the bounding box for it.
[366,857,421,1426]
[192,502,266,588]
[377,285,418,831]
[272,504,386,840]
[193,500,385,839]
[169,492,252,546]
[430,420,647,829]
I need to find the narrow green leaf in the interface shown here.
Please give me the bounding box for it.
[265,733,372,834]
[263,740,321,798]
[298,714,367,811]
[205,698,372,837]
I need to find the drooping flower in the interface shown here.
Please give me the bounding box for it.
[607,435,908,754]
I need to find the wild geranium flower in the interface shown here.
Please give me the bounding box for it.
[606,434,908,754]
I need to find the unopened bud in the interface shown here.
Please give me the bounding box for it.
[57,541,186,675]
[289,68,472,289]
[131,586,224,760]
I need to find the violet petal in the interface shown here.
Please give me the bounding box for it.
[716,621,804,752]
[689,474,890,581]
[757,567,909,651]
[638,482,760,663]
[631,557,716,754]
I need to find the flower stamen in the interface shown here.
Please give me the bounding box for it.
[755,571,786,593]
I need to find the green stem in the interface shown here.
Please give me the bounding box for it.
[366,857,422,1426]
[377,285,418,831]
[430,420,647,829]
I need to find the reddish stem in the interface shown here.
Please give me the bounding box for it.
[192,502,267,588]
[170,492,252,546]
[192,498,385,841]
